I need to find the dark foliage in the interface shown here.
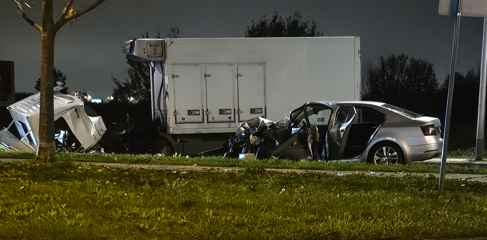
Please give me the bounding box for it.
[111,61,151,103]
[439,69,480,149]
[441,69,480,124]
[246,11,318,37]
[34,68,67,93]
[87,100,158,154]
[363,54,441,116]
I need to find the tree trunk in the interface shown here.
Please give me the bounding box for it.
[36,0,56,163]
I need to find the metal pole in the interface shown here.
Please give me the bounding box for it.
[475,18,487,161]
[439,0,462,191]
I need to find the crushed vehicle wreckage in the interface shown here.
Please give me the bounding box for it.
[201,116,315,161]
[200,102,349,161]
[0,92,107,152]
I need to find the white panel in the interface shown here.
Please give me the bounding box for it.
[164,37,361,133]
[151,62,165,122]
[438,0,456,16]
[205,64,235,123]
[173,64,204,123]
[237,64,265,122]
[461,0,487,17]
[439,0,487,17]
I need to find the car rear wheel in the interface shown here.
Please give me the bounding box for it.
[368,142,404,164]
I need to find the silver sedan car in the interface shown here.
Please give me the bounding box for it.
[284,101,443,164]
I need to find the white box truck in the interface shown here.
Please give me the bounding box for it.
[125,37,361,155]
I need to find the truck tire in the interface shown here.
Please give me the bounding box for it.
[153,138,174,157]
[367,142,404,165]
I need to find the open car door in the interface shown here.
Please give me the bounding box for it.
[326,105,356,159]
[272,103,334,160]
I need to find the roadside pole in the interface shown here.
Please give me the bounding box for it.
[439,0,462,191]
[475,18,487,161]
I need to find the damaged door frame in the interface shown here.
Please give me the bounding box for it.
[290,103,357,161]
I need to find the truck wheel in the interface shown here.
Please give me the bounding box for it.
[367,142,404,164]
[153,138,174,157]
[160,146,174,157]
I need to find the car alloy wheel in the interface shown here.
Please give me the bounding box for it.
[368,142,404,164]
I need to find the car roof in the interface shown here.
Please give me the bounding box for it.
[305,101,387,107]
[302,101,428,119]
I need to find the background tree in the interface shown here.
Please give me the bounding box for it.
[111,61,150,103]
[440,69,480,123]
[12,0,106,163]
[34,68,68,93]
[246,11,318,37]
[362,54,440,116]
[169,26,180,38]
[438,69,480,149]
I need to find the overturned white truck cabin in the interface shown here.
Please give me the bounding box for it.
[0,92,106,152]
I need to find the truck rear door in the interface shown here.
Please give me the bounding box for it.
[173,64,204,123]
[205,64,236,123]
[237,64,266,122]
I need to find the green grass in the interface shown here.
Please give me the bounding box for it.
[0,149,487,174]
[0,149,36,159]
[1,148,487,174]
[448,147,482,159]
[0,161,487,239]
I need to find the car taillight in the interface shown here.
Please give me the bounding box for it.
[421,124,437,136]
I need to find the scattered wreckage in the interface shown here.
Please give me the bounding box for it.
[0,92,107,152]
[201,116,315,161]
[202,101,443,164]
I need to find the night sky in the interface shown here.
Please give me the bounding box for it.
[0,0,484,99]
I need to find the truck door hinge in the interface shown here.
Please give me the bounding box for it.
[204,74,211,78]
[205,109,212,115]
[173,110,179,116]
[172,74,179,79]
[237,108,243,114]
[237,74,243,78]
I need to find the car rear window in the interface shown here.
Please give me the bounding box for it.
[381,104,422,118]
[354,107,385,123]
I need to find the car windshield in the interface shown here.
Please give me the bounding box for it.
[381,104,422,118]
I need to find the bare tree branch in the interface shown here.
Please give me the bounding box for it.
[11,0,42,32]
[54,0,106,31]
[57,0,75,24]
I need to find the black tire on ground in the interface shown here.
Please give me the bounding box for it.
[367,142,404,164]
[152,138,174,157]
[255,143,274,159]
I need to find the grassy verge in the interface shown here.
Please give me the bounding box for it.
[0,161,486,239]
[1,149,487,174]
[448,147,482,159]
